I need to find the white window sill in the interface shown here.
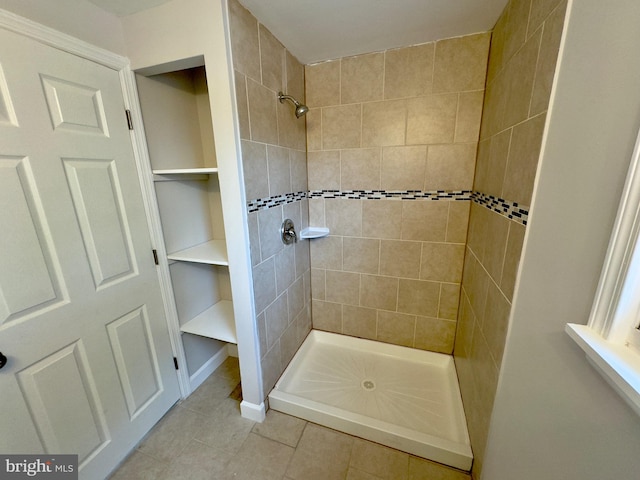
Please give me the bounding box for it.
[566,323,640,416]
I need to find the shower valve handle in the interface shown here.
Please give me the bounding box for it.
[281,219,297,245]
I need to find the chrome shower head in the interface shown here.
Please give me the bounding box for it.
[278,92,308,118]
[295,103,309,118]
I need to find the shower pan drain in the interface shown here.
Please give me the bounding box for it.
[361,379,376,391]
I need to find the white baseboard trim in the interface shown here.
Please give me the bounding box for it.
[188,346,229,393]
[240,400,266,422]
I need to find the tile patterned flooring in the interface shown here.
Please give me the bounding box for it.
[109,357,471,480]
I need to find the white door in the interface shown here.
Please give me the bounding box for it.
[0,27,180,478]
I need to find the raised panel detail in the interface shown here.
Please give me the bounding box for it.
[0,63,18,126]
[41,75,109,136]
[107,306,163,419]
[17,341,110,466]
[0,156,67,326]
[63,158,138,289]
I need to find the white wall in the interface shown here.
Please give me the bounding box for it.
[120,0,214,71]
[482,0,640,478]
[0,0,127,54]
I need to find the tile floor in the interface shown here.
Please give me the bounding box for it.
[109,357,471,480]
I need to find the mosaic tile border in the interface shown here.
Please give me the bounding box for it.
[247,189,529,225]
[471,191,529,226]
[247,191,308,213]
[307,189,472,200]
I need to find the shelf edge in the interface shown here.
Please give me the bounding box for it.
[300,227,330,239]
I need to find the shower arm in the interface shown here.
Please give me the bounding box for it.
[278,93,299,106]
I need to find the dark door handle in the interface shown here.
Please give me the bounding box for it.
[0,352,6,369]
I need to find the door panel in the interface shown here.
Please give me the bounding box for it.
[41,75,109,135]
[106,306,164,419]
[63,157,137,288]
[0,63,18,126]
[17,341,110,465]
[0,26,180,479]
[0,155,67,324]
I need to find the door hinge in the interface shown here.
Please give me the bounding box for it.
[173,357,179,370]
[125,109,133,130]
[152,249,159,265]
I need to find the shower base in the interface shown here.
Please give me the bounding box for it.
[268,330,472,471]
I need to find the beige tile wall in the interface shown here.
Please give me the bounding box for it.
[229,0,311,398]
[306,33,490,354]
[453,0,568,478]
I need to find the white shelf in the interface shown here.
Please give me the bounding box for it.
[167,239,228,265]
[300,227,330,239]
[180,300,236,343]
[153,167,218,174]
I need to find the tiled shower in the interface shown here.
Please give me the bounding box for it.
[229,0,567,476]
[304,33,489,354]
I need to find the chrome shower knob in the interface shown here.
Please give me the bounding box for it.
[281,218,297,245]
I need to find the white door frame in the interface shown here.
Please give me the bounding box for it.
[0,8,191,397]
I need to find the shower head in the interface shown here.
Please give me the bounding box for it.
[295,103,309,118]
[278,92,308,118]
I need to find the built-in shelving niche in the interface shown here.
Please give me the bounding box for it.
[136,66,236,384]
